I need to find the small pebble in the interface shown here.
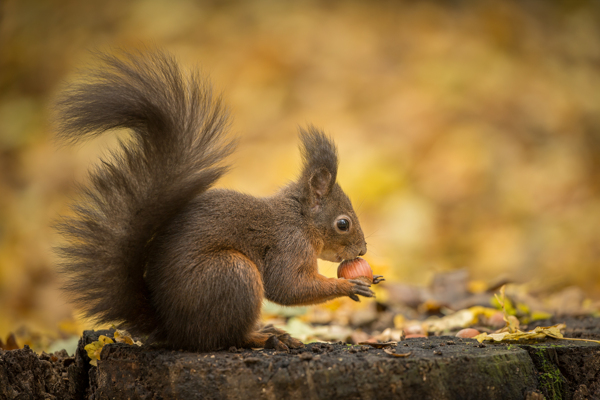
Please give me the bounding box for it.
[489,312,506,328]
[455,328,480,338]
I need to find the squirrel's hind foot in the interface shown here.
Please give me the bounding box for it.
[260,324,304,350]
[264,332,305,352]
[244,327,305,352]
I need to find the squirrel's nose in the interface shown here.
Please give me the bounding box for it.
[358,242,367,256]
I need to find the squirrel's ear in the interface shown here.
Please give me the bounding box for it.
[309,168,333,211]
[298,126,339,211]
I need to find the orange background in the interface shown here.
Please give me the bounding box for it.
[1,0,599,339]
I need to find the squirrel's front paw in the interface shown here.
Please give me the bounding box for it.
[347,278,375,302]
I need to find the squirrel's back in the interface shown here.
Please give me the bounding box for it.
[55,51,234,335]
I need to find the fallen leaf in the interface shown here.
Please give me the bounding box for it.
[374,327,404,342]
[474,322,600,345]
[84,335,114,366]
[494,286,520,333]
[384,348,411,357]
[112,326,142,346]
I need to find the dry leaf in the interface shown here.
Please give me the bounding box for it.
[474,288,600,345]
[383,348,411,357]
[494,286,520,333]
[83,335,114,366]
[112,326,142,346]
[474,322,600,345]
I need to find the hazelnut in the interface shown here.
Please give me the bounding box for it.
[337,257,373,283]
[455,328,480,338]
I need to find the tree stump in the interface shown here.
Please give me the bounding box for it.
[1,317,599,399]
[83,329,599,400]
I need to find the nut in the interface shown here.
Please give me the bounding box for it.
[337,257,373,282]
[455,328,480,338]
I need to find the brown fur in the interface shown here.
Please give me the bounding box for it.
[55,50,372,352]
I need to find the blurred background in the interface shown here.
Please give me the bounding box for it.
[1,0,599,350]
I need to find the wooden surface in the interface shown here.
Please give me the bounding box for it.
[1,318,599,399]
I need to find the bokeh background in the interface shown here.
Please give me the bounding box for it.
[1,0,599,347]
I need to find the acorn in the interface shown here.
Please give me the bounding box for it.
[337,257,374,283]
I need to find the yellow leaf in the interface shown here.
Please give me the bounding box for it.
[98,335,114,345]
[474,323,600,345]
[492,286,516,316]
[531,311,553,321]
[114,330,133,345]
[83,335,114,366]
[111,325,142,346]
[492,286,520,333]
[467,306,499,323]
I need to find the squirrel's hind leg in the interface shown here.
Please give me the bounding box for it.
[149,250,264,352]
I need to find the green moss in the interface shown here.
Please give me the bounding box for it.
[534,348,565,400]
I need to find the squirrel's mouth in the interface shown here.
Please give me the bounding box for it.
[318,248,360,264]
[317,249,344,263]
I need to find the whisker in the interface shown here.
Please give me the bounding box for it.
[364,247,381,257]
[356,197,366,213]
[365,229,381,240]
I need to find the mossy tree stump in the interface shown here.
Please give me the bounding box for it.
[1,320,599,399]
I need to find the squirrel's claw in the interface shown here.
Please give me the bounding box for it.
[372,275,385,285]
[264,334,290,352]
[348,278,375,300]
[262,331,305,352]
[279,333,305,349]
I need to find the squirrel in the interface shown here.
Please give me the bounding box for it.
[55,50,379,352]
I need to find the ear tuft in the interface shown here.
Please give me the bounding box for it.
[298,126,339,211]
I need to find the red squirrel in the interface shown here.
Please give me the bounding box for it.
[56,51,379,352]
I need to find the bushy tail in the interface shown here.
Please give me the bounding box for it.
[55,50,234,334]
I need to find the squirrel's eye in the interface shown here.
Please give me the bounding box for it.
[336,219,350,232]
